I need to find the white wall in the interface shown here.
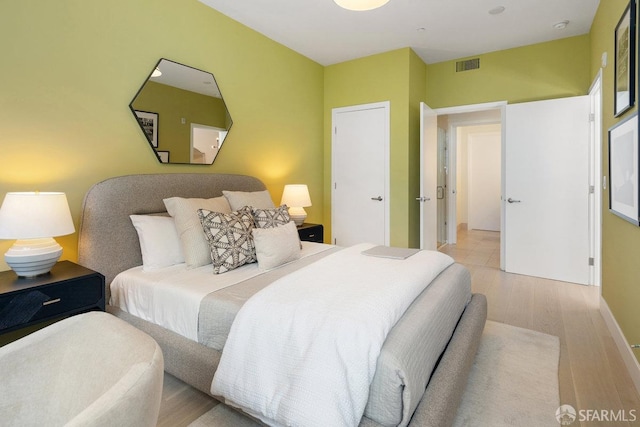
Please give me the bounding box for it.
[468,127,501,231]
[456,123,501,231]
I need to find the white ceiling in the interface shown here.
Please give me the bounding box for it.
[151,59,222,97]
[199,0,600,66]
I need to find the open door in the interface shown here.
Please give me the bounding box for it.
[504,96,590,284]
[419,102,437,250]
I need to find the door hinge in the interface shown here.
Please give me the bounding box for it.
[589,113,595,122]
[334,238,337,245]
[589,257,595,266]
[589,185,595,194]
[334,126,338,135]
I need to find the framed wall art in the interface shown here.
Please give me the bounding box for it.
[608,112,639,225]
[156,151,170,163]
[614,0,636,117]
[134,110,159,148]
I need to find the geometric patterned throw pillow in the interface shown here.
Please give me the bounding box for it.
[198,206,257,274]
[252,205,291,229]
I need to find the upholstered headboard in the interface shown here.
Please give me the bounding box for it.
[78,173,267,296]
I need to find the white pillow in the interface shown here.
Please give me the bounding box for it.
[130,215,184,271]
[163,196,232,269]
[223,190,275,211]
[252,221,301,270]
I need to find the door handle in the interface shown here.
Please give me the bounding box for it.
[507,198,521,203]
[415,196,431,202]
[371,196,383,201]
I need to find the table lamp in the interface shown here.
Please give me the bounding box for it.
[0,192,75,277]
[281,184,312,226]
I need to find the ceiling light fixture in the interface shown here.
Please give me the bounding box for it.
[553,20,569,30]
[488,6,505,15]
[334,0,390,11]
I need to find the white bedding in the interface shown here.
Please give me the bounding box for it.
[211,243,454,427]
[110,242,332,341]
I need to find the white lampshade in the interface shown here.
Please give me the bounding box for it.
[334,0,389,11]
[0,192,75,277]
[281,185,312,226]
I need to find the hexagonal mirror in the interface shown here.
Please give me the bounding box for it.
[129,58,232,164]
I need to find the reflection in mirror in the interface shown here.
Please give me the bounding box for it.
[130,59,233,164]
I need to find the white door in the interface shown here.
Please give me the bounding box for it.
[419,102,437,250]
[468,129,501,231]
[332,102,389,246]
[504,96,590,284]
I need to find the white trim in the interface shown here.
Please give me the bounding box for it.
[331,101,390,246]
[434,100,507,116]
[588,70,603,287]
[600,296,640,395]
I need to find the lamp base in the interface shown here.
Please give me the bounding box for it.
[288,207,307,227]
[4,238,63,277]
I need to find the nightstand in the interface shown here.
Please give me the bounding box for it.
[297,223,324,243]
[0,261,105,339]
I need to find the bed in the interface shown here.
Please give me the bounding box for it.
[77,173,487,427]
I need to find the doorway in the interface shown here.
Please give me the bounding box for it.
[434,105,504,249]
[429,94,601,286]
[190,123,227,164]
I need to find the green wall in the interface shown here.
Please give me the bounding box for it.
[324,48,426,248]
[0,0,324,271]
[590,0,640,362]
[426,35,591,108]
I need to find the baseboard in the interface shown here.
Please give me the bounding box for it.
[600,296,640,395]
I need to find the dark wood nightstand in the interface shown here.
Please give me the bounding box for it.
[297,223,324,243]
[0,261,105,340]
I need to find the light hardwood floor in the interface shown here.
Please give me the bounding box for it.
[157,230,640,426]
[439,229,640,427]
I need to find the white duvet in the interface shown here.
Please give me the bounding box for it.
[109,242,332,341]
[211,243,454,427]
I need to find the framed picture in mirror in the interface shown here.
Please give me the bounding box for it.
[134,110,159,147]
[157,151,170,163]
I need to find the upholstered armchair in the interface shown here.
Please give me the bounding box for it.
[0,311,164,426]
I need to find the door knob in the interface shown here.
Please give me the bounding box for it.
[371,196,383,201]
[507,198,521,203]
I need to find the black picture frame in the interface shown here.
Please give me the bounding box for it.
[608,112,639,225]
[614,0,636,117]
[134,110,159,148]
[156,151,170,164]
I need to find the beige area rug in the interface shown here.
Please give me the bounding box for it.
[452,321,560,426]
[189,321,560,427]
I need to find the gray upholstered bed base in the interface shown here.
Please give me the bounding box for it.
[78,173,487,427]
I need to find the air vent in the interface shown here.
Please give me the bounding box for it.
[456,58,480,72]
